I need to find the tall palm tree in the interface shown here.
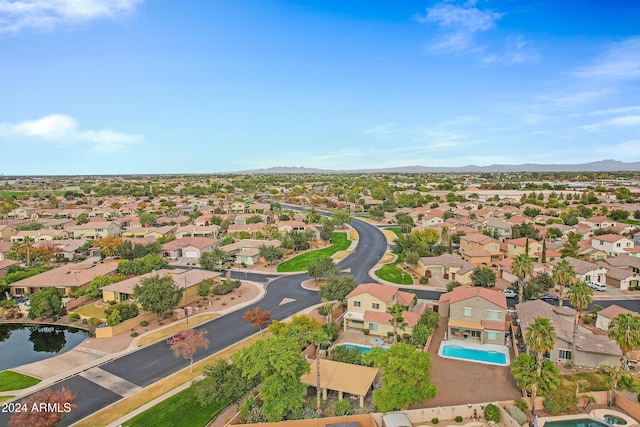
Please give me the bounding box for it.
[511,353,561,415]
[512,253,534,303]
[608,313,640,370]
[387,303,408,342]
[567,282,593,367]
[525,317,557,376]
[552,260,576,308]
[308,330,331,416]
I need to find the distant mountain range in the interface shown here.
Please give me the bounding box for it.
[235,160,640,174]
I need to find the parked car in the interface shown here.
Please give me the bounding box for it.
[586,280,606,291]
[538,293,559,302]
[502,289,516,298]
[166,332,186,345]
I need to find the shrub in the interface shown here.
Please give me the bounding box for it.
[333,399,351,416]
[104,302,139,326]
[484,404,500,422]
[322,322,340,342]
[82,318,88,324]
[0,300,17,308]
[515,398,528,412]
[89,317,102,327]
[420,276,429,285]
[455,416,463,423]
[387,331,394,338]
[431,418,439,424]
[542,388,578,415]
[363,329,370,335]
[212,280,241,295]
[583,316,592,324]
[69,312,80,321]
[140,320,149,327]
[130,331,139,337]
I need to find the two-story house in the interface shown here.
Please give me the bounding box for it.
[67,221,122,239]
[344,283,420,338]
[459,233,503,266]
[591,234,634,256]
[484,218,513,242]
[549,257,607,284]
[438,286,509,345]
[505,237,544,260]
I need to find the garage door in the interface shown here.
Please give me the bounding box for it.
[184,250,199,258]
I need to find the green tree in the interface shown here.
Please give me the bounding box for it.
[234,336,310,421]
[365,343,436,411]
[307,256,337,283]
[512,253,534,303]
[319,221,335,241]
[200,248,229,271]
[259,245,284,265]
[561,231,580,258]
[512,223,540,240]
[134,275,184,322]
[511,353,560,415]
[567,282,593,368]
[470,267,497,287]
[396,213,414,234]
[525,317,557,377]
[552,259,576,308]
[331,210,351,228]
[404,250,420,269]
[319,272,358,302]
[608,313,640,370]
[446,280,462,292]
[609,209,629,221]
[85,275,117,299]
[197,280,211,297]
[194,359,258,407]
[139,211,157,227]
[28,287,64,319]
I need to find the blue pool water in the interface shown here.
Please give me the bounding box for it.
[340,343,388,354]
[544,419,611,427]
[440,343,507,365]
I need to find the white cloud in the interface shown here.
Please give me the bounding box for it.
[594,140,640,158]
[0,114,142,152]
[364,123,397,141]
[482,35,540,65]
[571,37,640,80]
[583,115,640,131]
[0,0,142,33]
[589,106,640,116]
[416,2,502,54]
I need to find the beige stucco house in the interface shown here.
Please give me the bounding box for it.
[344,283,420,338]
[438,286,509,345]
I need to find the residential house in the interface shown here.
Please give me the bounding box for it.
[580,216,617,230]
[121,225,175,240]
[549,257,607,284]
[595,304,639,332]
[229,201,246,213]
[227,222,265,237]
[101,268,222,304]
[37,208,88,219]
[161,237,219,259]
[344,283,420,338]
[0,242,11,261]
[0,225,17,242]
[7,207,37,220]
[516,300,621,368]
[248,203,270,213]
[277,220,307,234]
[591,234,634,256]
[9,262,118,296]
[68,221,122,239]
[437,286,509,345]
[174,225,220,239]
[418,253,475,284]
[497,257,547,284]
[484,218,512,242]
[634,231,640,247]
[600,254,640,275]
[459,233,503,265]
[0,259,18,277]
[505,237,544,260]
[603,266,640,291]
[421,214,444,227]
[11,229,71,242]
[220,239,282,266]
[37,239,91,261]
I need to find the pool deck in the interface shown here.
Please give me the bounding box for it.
[438,340,511,366]
[539,409,638,427]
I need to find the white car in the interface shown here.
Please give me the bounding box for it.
[502,289,516,298]
[586,280,606,291]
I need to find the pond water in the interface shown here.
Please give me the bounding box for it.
[0,323,88,371]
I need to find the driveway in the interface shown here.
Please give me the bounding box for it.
[412,319,522,408]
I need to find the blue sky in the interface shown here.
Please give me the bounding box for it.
[1,0,639,175]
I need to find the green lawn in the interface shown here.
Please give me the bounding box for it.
[0,371,41,392]
[386,227,402,239]
[74,302,107,320]
[124,385,228,427]
[375,254,414,285]
[277,232,350,272]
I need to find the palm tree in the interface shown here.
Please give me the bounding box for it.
[608,313,640,370]
[525,317,557,376]
[308,330,331,416]
[511,353,561,415]
[552,259,576,308]
[600,365,624,406]
[512,253,534,303]
[387,303,408,342]
[566,282,593,367]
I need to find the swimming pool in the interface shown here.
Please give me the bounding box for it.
[337,343,388,355]
[438,342,509,366]
[544,419,610,427]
